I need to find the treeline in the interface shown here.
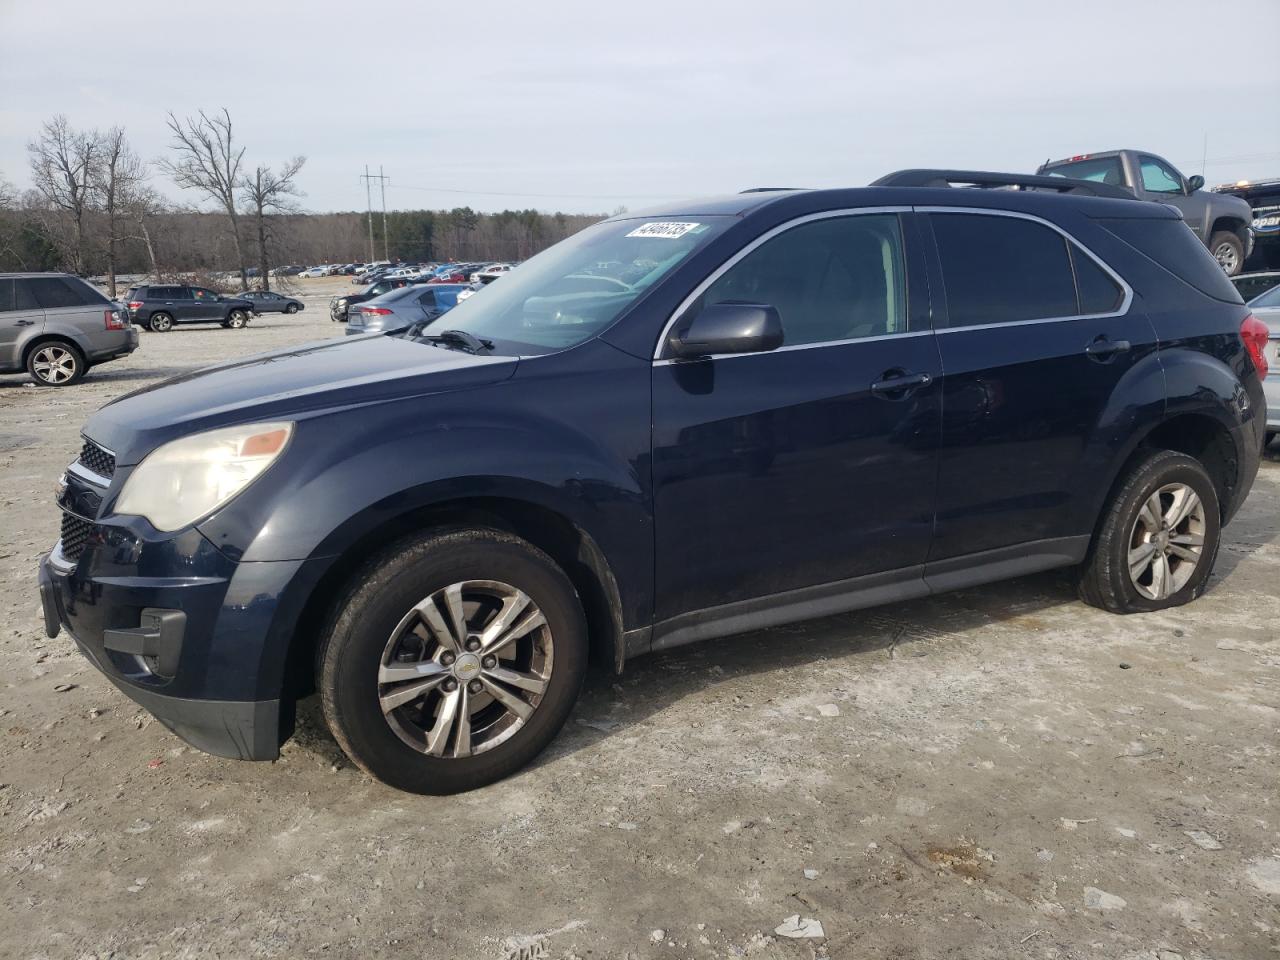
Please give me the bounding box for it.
[0,109,603,295]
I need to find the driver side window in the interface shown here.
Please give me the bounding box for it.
[1139,156,1183,195]
[699,213,907,347]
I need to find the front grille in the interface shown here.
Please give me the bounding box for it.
[60,511,93,561]
[78,438,116,478]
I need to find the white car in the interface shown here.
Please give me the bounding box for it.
[299,266,328,278]
[472,263,514,284]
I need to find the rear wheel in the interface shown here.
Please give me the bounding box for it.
[148,311,173,332]
[1208,231,1244,276]
[319,527,588,795]
[1078,450,1220,613]
[27,341,85,386]
[226,309,249,329]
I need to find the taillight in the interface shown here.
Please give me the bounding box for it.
[126,300,143,311]
[362,307,392,316]
[1241,313,1269,378]
[104,309,127,330]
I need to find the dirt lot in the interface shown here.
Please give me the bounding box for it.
[2,279,1278,959]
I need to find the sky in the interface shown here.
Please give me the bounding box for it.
[2,0,1278,216]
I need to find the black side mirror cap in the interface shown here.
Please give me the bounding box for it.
[669,301,784,359]
[1187,174,1204,193]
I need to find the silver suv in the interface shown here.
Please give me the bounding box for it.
[0,273,139,386]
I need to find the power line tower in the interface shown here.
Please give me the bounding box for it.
[360,165,375,263]
[360,166,391,261]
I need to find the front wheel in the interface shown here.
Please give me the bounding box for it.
[319,528,588,795]
[226,309,248,329]
[1078,450,1221,613]
[285,303,300,315]
[1208,231,1244,276]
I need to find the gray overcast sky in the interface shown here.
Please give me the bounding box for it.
[2,0,1278,215]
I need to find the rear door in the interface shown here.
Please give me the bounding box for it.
[0,279,45,368]
[651,210,942,628]
[920,208,1156,568]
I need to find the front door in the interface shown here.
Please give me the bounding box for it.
[921,209,1159,563]
[651,211,941,629]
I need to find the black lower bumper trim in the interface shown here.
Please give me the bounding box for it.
[98,669,282,761]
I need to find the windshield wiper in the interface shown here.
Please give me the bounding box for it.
[423,328,493,353]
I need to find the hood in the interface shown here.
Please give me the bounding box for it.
[86,334,517,465]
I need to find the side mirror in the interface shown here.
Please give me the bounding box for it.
[1187,174,1204,193]
[669,301,784,359]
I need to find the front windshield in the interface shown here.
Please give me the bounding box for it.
[415,216,732,354]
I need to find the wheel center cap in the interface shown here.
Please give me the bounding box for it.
[1155,531,1170,550]
[452,653,481,680]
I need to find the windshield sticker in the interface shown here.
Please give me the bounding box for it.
[626,221,703,239]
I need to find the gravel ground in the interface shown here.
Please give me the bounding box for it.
[2,278,1278,960]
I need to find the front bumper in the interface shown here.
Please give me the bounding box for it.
[37,515,316,761]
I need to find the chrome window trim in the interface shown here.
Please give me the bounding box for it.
[651,206,913,360]
[915,206,1134,329]
[651,204,1134,361]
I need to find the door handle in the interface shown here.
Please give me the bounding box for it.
[870,370,933,396]
[1085,337,1130,361]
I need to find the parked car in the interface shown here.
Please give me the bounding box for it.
[1037,150,1255,274]
[1245,283,1280,445]
[299,267,328,278]
[39,169,1267,796]
[1232,271,1280,302]
[0,273,138,386]
[1213,177,1280,270]
[471,263,514,284]
[346,283,470,336]
[124,285,255,331]
[329,276,416,321]
[242,291,304,314]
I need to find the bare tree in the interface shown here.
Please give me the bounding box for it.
[159,109,249,289]
[123,184,168,281]
[240,157,305,291]
[27,116,101,274]
[93,127,148,297]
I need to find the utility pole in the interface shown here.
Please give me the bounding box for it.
[379,165,390,262]
[360,165,375,263]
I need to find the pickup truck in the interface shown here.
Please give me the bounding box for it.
[1038,150,1254,275]
[1213,177,1280,271]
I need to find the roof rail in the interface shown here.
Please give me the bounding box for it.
[871,169,1134,201]
[739,186,805,193]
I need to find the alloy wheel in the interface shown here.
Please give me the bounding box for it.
[1213,242,1239,274]
[378,580,553,758]
[1127,482,1206,600]
[31,345,78,384]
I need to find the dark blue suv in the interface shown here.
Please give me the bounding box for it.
[38,171,1269,794]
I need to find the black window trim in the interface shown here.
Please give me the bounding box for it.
[654,205,922,362]
[918,207,1133,333]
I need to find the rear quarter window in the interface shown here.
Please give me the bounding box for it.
[27,276,103,308]
[1098,218,1242,303]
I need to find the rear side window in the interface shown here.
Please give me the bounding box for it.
[1042,156,1125,187]
[26,276,98,308]
[0,279,13,312]
[930,213,1077,326]
[1070,246,1124,314]
[14,279,39,310]
[1099,218,1242,303]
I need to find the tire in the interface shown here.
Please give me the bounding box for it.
[1078,450,1221,614]
[1267,432,1277,448]
[148,311,173,332]
[226,309,248,329]
[26,340,86,386]
[319,527,588,795]
[1208,231,1244,276]
[285,303,299,315]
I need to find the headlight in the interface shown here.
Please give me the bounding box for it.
[114,422,293,531]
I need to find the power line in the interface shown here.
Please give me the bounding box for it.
[389,183,677,202]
